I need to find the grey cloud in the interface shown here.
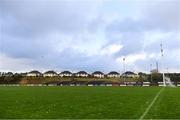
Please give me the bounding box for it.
[134,49,180,72]
[0,0,100,38]
[87,15,106,33]
[33,48,121,72]
[105,0,180,56]
[106,21,145,56]
[106,18,147,34]
[144,36,180,53]
[1,35,53,58]
[0,0,102,59]
[143,0,180,32]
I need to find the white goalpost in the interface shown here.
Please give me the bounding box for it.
[160,44,175,87]
[164,76,175,87]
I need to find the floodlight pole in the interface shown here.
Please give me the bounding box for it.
[167,67,169,73]
[123,58,126,82]
[150,64,152,82]
[160,44,166,87]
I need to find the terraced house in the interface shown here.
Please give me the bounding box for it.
[121,71,139,78]
[92,71,104,78]
[76,71,88,77]
[107,71,120,78]
[59,71,72,77]
[27,70,42,77]
[43,71,57,77]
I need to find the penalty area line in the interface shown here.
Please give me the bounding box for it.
[139,87,164,120]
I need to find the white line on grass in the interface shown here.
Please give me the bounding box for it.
[139,87,165,120]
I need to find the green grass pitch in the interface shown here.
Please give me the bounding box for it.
[0,86,180,119]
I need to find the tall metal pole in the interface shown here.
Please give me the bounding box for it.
[123,58,126,82]
[167,67,169,73]
[123,58,126,73]
[156,61,159,72]
[150,64,152,82]
[160,44,166,87]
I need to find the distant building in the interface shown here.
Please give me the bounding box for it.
[107,71,120,78]
[27,70,42,77]
[43,71,57,77]
[59,71,72,77]
[76,71,88,77]
[92,71,104,78]
[121,71,139,78]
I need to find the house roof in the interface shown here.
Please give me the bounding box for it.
[28,70,41,74]
[44,70,57,74]
[92,71,104,75]
[77,71,88,74]
[122,71,136,75]
[60,71,72,74]
[108,71,120,75]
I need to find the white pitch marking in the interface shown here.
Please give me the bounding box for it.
[139,88,164,120]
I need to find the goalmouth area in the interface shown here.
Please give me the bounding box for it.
[0,86,180,119]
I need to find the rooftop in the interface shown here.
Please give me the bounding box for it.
[92,71,104,75]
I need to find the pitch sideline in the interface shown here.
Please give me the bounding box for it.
[139,87,165,120]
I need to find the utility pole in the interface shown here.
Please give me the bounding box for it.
[160,44,166,87]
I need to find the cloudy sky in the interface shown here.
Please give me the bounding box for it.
[0,0,180,73]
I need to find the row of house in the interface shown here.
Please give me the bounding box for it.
[26,70,139,78]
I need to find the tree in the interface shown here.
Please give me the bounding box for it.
[138,72,148,82]
[151,73,162,83]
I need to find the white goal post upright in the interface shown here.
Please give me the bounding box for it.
[160,44,166,87]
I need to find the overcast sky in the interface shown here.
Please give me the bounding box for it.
[0,0,180,73]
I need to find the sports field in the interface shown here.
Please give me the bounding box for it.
[0,86,179,119]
